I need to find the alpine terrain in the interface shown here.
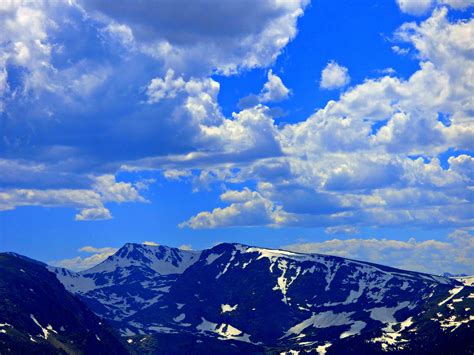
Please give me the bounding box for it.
[43,242,474,354]
[0,243,472,354]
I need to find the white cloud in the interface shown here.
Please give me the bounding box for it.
[78,246,117,254]
[448,154,474,177]
[51,245,118,271]
[93,175,147,203]
[179,244,193,251]
[83,0,309,75]
[0,2,55,95]
[237,70,290,109]
[0,174,148,220]
[0,188,102,212]
[180,188,292,229]
[0,1,472,237]
[376,67,397,75]
[146,69,186,103]
[142,241,159,246]
[283,229,474,274]
[75,207,112,221]
[396,0,434,15]
[320,61,350,89]
[146,70,223,126]
[163,169,192,180]
[396,0,474,15]
[325,226,360,235]
[439,0,474,9]
[391,45,410,55]
[199,105,282,158]
[178,9,474,231]
[104,22,134,45]
[259,70,290,102]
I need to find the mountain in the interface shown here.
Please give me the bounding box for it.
[0,253,127,354]
[49,243,201,323]
[48,242,474,354]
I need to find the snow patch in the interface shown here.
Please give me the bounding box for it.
[285,311,355,336]
[173,313,186,322]
[438,286,464,306]
[455,276,474,286]
[369,301,410,323]
[196,317,254,344]
[205,252,224,265]
[221,304,238,313]
[340,321,366,339]
[272,259,301,304]
[316,343,332,355]
[0,322,12,334]
[371,317,414,351]
[30,315,57,339]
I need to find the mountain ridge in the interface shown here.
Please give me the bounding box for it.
[1,242,472,354]
[48,242,473,353]
[57,241,463,281]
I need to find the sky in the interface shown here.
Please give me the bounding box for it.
[0,0,473,275]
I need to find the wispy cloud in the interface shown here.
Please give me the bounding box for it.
[51,245,118,271]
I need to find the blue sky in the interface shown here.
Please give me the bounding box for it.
[0,0,472,274]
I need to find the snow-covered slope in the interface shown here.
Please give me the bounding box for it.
[86,243,201,276]
[49,242,474,354]
[49,243,201,321]
[455,275,474,286]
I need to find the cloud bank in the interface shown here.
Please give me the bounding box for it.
[283,229,474,275]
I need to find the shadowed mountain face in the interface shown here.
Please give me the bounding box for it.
[48,242,474,354]
[0,253,127,354]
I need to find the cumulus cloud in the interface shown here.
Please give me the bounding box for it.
[180,188,292,229]
[0,174,148,220]
[439,0,474,9]
[259,70,290,102]
[0,188,103,212]
[82,0,309,75]
[0,1,55,98]
[237,70,290,109]
[199,105,282,159]
[146,69,223,126]
[396,0,434,15]
[0,1,472,238]
[448,154,474,177]
[75,207,112,221]
[145,69,186,103]
[396,0,474,15]
[51,245,118,271]
[93,175,147,203]
[320,61,350,89]
[283,229,474,274]
[180,9,474,231]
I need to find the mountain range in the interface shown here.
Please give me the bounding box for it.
[1,242,473,354]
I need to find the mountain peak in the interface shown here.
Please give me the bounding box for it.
[86,242,201,276]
